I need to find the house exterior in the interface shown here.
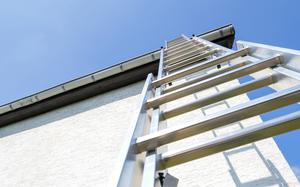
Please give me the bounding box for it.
[0,25,299,186]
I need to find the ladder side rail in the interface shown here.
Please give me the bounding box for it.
[274,67,300,81]
[141,49,165,187]
[237,40,300,89]
[109,74,154,187]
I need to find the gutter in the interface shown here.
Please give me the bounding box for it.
[0,24,235,126]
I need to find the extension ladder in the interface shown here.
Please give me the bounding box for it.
[110,34,300,187]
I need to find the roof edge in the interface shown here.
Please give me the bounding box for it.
[0,24,235,126]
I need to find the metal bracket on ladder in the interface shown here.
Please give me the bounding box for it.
[111,34,300,187]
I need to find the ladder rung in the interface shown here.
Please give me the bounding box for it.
[167,39,186,47]
[167,58,209,74]
[165,48,216,68]
[164,61,247,94]
[165,42,205,58]
[165,41,206,55]
[165,49,217,72]
[158,111,300,169]
[164,45,211,60]
[167,37,187,47]
[164,43,206,59]
[164,46,210,65]
[165,40,192,52]
[147,56,281,109]
[152,48,250,88]
[161,75,275,120]
[136,83,300,153]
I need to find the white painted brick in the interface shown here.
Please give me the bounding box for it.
[0,75,299,187]
[0,81,144,187]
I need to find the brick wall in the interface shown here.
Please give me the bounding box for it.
[0,75,298,186]
[0,81,143,187]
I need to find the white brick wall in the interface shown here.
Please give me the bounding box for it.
[0,74,299,186]
[0,81,144,187]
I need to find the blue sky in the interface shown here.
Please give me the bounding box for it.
[0,0,299,180]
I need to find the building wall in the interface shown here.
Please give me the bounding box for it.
[0,72,299,186]
[0,81,144,187]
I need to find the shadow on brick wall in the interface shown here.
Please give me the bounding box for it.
[223,143,288,187]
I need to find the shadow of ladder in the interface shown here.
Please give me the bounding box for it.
[194,84,289,187]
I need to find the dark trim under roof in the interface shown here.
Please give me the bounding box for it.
[0,24,235,127]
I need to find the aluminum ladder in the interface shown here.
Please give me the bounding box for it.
[110,35,300,187]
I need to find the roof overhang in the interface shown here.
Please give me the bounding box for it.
[0,24,235,127]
